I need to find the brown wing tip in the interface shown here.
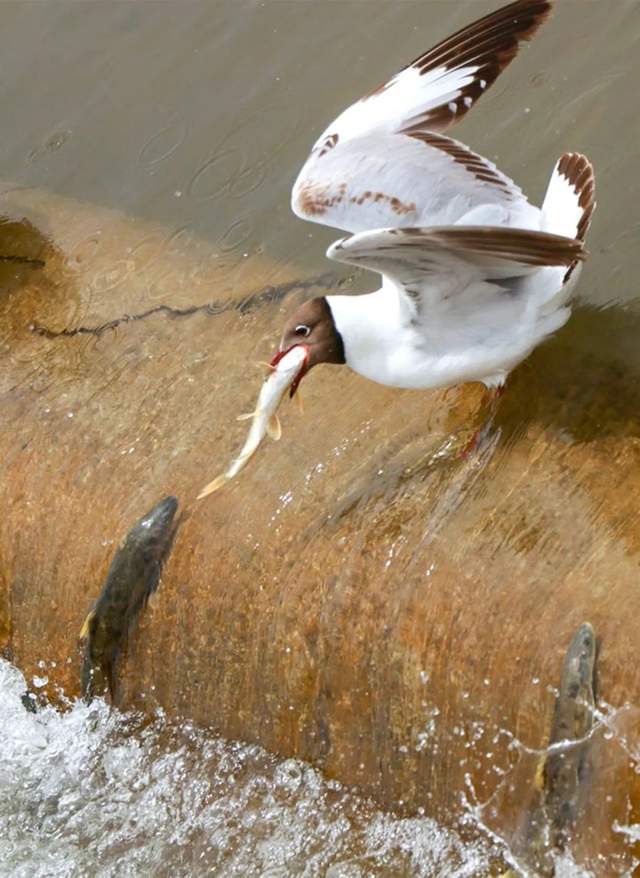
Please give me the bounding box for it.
[509,0,555,38]
[413,0,554,71]
[449,226,585,267]
[557,152,596,242]
[408,0,553,131]
[396,226,585,268]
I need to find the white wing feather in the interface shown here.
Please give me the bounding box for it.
[292,131,539,234]
[292,0,553,236]
[327,225,584,334]
[313,0,553,148]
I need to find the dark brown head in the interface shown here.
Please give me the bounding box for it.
[271,296,345,394]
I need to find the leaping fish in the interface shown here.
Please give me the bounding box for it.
[197,344,309,499]
[79,495,179,703]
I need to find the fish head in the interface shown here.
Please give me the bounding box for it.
[123,495,179,578]
[141,495,178,532]
[273,296,345,395]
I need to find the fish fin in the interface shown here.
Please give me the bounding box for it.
[197,474,227,500]
[267,414,282,441]
[236,411,257,421]
[256,361,275,371]
[534,756,546,792]
[79,609,96,641]
[294,391,304,414]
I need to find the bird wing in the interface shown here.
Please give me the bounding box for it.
[292,0,552,233]
[292,131,536,234]
[327,226,584,342]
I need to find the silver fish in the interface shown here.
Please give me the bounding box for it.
[197,344,308,499]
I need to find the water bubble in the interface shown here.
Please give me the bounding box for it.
[46,130,71,151]
[274,758,303,793]
[0,658,495,874]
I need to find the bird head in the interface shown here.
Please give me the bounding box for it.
[271,297,345,396]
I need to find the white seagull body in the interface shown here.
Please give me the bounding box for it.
[283,0,595,392]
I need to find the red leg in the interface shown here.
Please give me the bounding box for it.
[460,383,504,458]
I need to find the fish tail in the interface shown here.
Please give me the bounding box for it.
[197,473,228,500]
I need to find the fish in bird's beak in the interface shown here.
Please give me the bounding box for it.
[197,344,310,499]
[272,296,345,396]
[270,343,310,397]
[198,298,345,500]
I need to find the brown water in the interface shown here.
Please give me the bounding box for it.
[1,1,640,875]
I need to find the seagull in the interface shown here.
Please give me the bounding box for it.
[271,0,595,401]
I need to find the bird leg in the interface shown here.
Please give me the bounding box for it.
[460,383,505,458]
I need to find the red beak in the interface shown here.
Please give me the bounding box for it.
[269,344,310,398]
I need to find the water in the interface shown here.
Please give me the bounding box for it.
[0,659,494,877]
[4,656,638,876]
[1,0,640,874]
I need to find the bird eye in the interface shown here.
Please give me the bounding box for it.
[295,324,311,338]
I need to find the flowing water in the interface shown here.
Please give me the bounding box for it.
[1,1,640,875]
[1,659,501,877]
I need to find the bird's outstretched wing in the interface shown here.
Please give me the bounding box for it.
[292,0,552,234]
[327,225,584,340]
[312,0,553,146]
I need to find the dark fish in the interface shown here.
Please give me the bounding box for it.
[79,496,179,704]
[543,621,596,847]
[504,623,597,877]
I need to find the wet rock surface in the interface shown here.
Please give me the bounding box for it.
[1,186,639,874]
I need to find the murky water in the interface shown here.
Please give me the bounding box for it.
[1,1,640,875]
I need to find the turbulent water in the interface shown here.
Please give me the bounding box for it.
[0,659,496,878]
[5,656,637,877]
